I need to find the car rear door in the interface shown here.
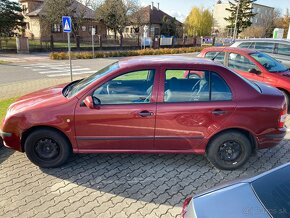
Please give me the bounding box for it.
[154,66,237,152]
[74,68,159,151]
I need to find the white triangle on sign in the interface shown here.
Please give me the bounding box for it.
[64,20,70,30]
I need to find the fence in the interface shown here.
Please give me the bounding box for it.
[0,36,232,53]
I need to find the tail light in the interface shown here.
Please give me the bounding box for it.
[279,105,287,128]
[182,197,192,218]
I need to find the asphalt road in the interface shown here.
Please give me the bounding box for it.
[0,53,199,85]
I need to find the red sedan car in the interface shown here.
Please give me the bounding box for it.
[198,47,290,106]
[0,56,287,170]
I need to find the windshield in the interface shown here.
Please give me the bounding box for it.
[66,62,120,98]
[250,52,288,73]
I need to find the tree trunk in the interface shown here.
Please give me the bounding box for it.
[50,34,54,51]
[119,32,123,48]
[76,35,80,50]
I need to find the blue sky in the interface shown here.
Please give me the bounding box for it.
[140,0,290,22]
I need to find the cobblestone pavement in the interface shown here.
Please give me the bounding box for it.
[0,116,289,218]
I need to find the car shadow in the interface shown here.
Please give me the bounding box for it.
[0,139,15,165]
[40,138,290,207]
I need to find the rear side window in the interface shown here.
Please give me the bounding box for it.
[251,166,290,218]
[205,52,225,64]
[164,70,232,103]
[254,42,275,53]
[277,44,290,56]
[238,42,252,48]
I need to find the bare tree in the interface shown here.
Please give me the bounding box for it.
[96,0,140,47]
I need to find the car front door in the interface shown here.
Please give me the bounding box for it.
[154,67,236,152]
[226,52,264,82]
[74,69,159,151]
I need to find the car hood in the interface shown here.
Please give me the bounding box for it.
[7,83,68,116]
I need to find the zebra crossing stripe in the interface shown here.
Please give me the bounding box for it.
[39,68,91,74]
[47,71,96,77]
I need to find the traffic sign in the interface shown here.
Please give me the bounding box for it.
[62,16,72,33]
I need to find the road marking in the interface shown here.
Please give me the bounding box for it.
[39,68,91,74]
[47,71,96,77]
[32,66,82,71]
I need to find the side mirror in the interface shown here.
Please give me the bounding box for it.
[84,96,95,109]
[83,96,101,109]
[249,68,261,75]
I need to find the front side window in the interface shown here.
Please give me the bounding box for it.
[93,70,155,105]
[164,70,232,103]
[228,53,258,72]
[277,43,290,56]
[254,42,275,53]
[205,52,225,64]
[238,42,252,48]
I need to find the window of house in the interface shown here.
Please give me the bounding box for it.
[82,26,87,32]
[125,27,130,33]
[52,24,61,33]
[164,70,232,103]
[93,70,156,105]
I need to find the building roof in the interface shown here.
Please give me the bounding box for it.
[131,5,183,26]
[26,0,95,19]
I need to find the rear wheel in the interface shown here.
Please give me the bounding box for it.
[24,129,72,168]
[206,131,252,170]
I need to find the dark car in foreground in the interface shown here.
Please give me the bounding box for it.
[182,162,290,218]
[0,56,287,170]
[198,47,290,106]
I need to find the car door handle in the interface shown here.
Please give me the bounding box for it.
[139,110,154,117]
[212,110,227,116]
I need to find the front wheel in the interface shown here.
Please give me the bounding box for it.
[206,131,252,170]
[24,129,72,168]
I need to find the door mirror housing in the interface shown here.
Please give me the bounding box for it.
[84,96,101,109]
[249,68,261,75]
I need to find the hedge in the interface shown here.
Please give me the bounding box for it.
[49,47,204,60]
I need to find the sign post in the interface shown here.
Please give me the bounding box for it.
[91,27,95,58]
[62,16,73,81]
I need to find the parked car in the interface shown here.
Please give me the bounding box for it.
[0,56,287,170]
[231,38,290,67]
[198,47,290,107]
[182,162,290,218]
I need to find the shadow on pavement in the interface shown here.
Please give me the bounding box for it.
[0,139,15,165]
[40,138,290,207]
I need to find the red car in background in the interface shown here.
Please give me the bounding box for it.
[0,56,287,170]
[198,47,290,107]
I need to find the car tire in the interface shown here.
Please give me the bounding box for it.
[206,131,252,170]
[24,129,72,168]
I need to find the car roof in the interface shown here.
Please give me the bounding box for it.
[202,46,257,54]
[235,38,290,44]
[194,162,290,199]
[118,55,219,67]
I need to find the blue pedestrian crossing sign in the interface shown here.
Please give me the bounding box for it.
[62,16,72,33]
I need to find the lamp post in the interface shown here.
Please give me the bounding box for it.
[233,0,240,40]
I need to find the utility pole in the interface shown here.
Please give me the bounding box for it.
[233,0,240,40]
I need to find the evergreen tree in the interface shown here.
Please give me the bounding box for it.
[224,0,257,36]
[0,0,24,37]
